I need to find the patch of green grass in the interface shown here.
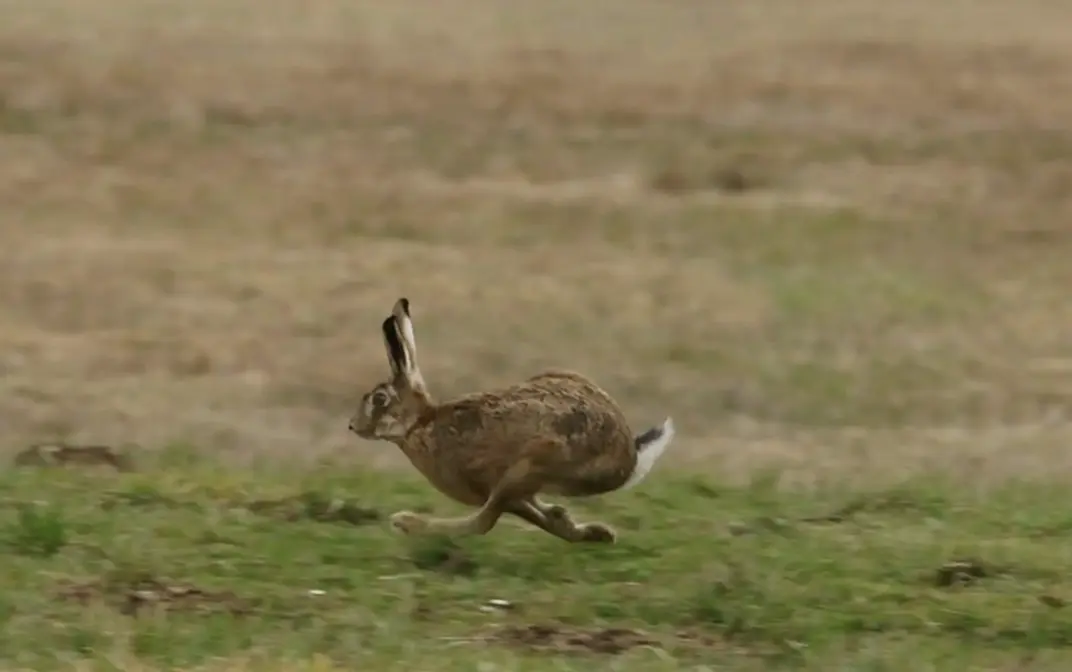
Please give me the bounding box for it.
[2,461,1072,670]
[4,501,68,557]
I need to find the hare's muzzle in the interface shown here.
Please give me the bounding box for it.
[347,417,363,436]
[348,416,374,439]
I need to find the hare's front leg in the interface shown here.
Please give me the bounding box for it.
[389,460,536,537]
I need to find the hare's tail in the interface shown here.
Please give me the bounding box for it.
[621,417,675,490]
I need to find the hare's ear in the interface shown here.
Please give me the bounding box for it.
[381,316,406,378]
[391,298,418,360]
[389,298,427,390]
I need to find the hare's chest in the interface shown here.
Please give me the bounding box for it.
[401,447,487,507]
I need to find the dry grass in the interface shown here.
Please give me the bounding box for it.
[2,0,1072,488]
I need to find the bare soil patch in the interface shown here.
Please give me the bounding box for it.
[490,622,749,658]
[243,492,382,526]
[56,573,254,617]
[13,443,134,471]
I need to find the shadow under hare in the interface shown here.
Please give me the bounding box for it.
[348,298,675,544]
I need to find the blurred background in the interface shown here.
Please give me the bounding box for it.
[2,0,1071,485]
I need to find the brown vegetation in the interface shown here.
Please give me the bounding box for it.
[1,0,1071,488]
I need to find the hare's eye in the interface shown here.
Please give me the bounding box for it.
[371,390,390,407]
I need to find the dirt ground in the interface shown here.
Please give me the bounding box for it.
[2,0,1071,486]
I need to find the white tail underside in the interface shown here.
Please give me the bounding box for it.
[622,417,675,490]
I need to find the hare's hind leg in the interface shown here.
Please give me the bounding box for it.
[537,499,617,543]
[390,460,538,538]
[506,500,574,541]
[509,498,616,543]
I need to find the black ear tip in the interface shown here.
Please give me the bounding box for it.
[381,316,406,367]
[399,298,410,315]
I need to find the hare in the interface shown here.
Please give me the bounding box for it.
[348,298,675,543]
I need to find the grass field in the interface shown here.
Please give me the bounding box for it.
[2,0,1072,669]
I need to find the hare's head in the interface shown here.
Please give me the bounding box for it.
[349,298,432,442]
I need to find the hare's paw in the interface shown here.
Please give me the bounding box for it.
[389,510,429,535]
[577,522,617,544]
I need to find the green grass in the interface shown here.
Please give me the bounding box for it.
[4,459,1072,670]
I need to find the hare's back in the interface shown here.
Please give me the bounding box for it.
[491,370,632,445]
[427,371,631,445]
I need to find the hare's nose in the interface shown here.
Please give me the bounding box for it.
[348,419,358,433]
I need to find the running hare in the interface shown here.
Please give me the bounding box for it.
[348,298,675,543]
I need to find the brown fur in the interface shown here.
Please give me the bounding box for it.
[348,298,670,543]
